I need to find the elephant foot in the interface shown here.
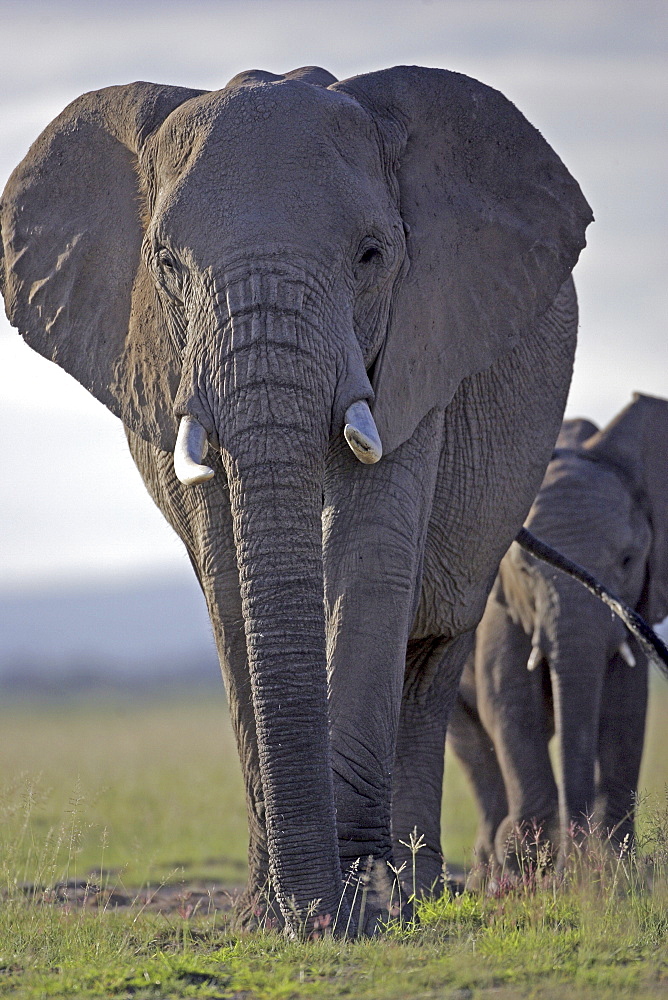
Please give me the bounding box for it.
[462,834,501,891]
[337,856,412,935]
[234,858,417,938]
[233,875,353,939]
[555,818,639,882]
[494,815,558,880]
[233,878,283,933]
[395,857,448,901]
[465,851,500,893]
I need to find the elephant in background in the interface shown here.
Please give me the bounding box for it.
[449,395,668,871]
[0,64,591,933]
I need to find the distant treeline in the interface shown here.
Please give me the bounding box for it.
[0,658,221,701]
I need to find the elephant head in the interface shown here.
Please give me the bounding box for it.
[0,65,591,928]
[499,395,668,848]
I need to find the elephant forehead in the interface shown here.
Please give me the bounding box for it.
[529,459,641,555]
[156,81,379,183]
[536,460,630,517]
[151,83,391,263]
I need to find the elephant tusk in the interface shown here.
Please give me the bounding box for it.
[618,640,636,667]
[527,645,543,671]
[343,401,383,465]
[174,415,215,486]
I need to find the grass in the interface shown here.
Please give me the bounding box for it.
[0,692,248,888]
[0,680,666,998]
[2,849,668,998]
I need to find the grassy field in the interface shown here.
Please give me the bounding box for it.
[0,679,667,998]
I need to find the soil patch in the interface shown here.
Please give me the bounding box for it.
[16,878,243,915]
[15,866,467,915]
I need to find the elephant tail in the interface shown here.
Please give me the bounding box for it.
[515,527,668,678]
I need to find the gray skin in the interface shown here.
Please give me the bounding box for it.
[0,65,591,934]
[449,396,668,872]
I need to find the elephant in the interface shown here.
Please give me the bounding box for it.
[449,395,668,873]
[0,64,592,934]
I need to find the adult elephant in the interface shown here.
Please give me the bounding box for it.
[0,65,592,933]
[449,396,668,871]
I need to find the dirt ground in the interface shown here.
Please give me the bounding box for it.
[17,866,469,916]
[17,878,243,915]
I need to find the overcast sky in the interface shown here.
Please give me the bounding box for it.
[0,0,666,592]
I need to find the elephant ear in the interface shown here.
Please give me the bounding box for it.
[333,66,593,453]
[0,81,205,451]
[584,393,668,626]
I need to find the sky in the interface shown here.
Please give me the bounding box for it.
[0,0,666,593]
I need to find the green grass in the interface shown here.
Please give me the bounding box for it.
[2,862,668,998]
[0,680,667,998]
[0,693,248,887]
[0,691,476,888]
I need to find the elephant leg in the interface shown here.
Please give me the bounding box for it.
[476,598,559,868]
[447,654,508,873]
[392,631,474,897]
[597,648,648,851]
[197,567,275,923]
[125,434,272,920]
[323,410,444,909]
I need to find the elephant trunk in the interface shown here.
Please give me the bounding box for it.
[544,587,612,843]
[503,547,603,843]
[173,268,377,932]
[224,439,343,928]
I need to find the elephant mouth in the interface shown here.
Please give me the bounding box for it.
[174,400,382,486]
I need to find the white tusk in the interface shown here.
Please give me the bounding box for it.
[343,401,383,465]
[527,645,543,671]
[618,641,636,667]
[174,415,215,487]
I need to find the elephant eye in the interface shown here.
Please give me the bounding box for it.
[354,241,384,283]
[359,246,382,265]
[158,248,177,271]
[356,239,383,265]
[154,247,183,300]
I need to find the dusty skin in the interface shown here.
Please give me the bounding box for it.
[0,64,591,934]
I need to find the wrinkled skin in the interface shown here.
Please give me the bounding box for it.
[450,397,668,871]
[0,65,592,934]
